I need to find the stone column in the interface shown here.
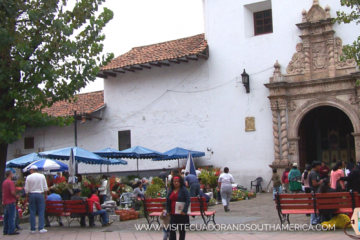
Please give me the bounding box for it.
[352,133,360,163]
[271,100,280,164]
[278,99,289,164]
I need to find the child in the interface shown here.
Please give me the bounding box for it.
[159,202,170,240]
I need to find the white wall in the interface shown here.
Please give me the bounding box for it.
[8,0,360,189]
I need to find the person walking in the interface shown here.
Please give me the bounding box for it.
[184,172,200,197]
[25,165,48,233]
[218,167,234,212]
[271,168,282,200]
[166,175,190,240]
[2,170,19,235]
[288,163,302,193]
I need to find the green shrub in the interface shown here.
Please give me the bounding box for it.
[151,177,164,186]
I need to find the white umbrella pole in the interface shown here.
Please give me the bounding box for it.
[137,159,139,176]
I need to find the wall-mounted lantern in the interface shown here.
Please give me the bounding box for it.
[241,69,250,93]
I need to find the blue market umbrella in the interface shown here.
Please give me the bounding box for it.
[23,159,68,172]
[6,153,43,168]
[93,148,128,172]
[38,147,111,165]
[93,148,125,158]
[117,146,167,175]
[153,147,205,167]
[5,168,16,174]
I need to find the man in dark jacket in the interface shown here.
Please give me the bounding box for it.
[340,162,360,193]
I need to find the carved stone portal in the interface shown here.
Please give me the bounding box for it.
[265,0,360,169]
[245,117,255,132]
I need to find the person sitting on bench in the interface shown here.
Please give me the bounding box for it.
[45,189,63,227]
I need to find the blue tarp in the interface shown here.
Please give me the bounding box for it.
[153,147,205,161]
[6,153,43,168]
[38,147,111,165]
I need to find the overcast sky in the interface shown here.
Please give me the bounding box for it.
[81,0,204,93]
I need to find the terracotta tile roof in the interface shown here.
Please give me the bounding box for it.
[42,91,105,117]
[101,33,207,71]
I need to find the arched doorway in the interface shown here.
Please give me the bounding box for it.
[298,106,355,172]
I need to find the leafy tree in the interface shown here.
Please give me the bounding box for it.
[0,0,114,205]
[334,0,360,65]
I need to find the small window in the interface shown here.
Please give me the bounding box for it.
[24,137,34,149]
[118,130,131,150]
[254,9,273,36]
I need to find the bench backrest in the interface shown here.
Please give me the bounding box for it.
[45,200,64,213]
[314,192,359,210]
[64,200,88,214]
[276,191,359,211]
[46,200,88,214]
[143,196,208,213]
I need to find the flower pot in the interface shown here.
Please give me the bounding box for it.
[120,213,127,221]
[115,210,123,215]
[134,212,139,219]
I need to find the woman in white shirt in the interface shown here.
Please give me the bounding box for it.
[218,167,235,212]
[98,175,108,204]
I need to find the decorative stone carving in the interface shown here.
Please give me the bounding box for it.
[288,101,297,111]
[272,110,280,163]
[349,94,360,105]
[280,109,289,160]
[278,99,287,110]
[289,142,296,155]
[245,117,255,132]
[335,37,357,69]
[306,1,327,22]
[313,42,328,70]
[266,0,360,167]
[270,99,278,111]
[355,136,360,150]
[286,43,305,74]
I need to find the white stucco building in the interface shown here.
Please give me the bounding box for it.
[8,0,360,188]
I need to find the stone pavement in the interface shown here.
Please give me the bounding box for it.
[1,193,356,239]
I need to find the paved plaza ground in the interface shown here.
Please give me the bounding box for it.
[1,193,356,239]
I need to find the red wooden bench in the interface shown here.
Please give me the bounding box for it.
[45,200,90,227]
[142,196,216,227]
[275,191,359,225]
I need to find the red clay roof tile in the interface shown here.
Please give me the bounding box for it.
[101,34,207,71]
[42,91,105,117]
